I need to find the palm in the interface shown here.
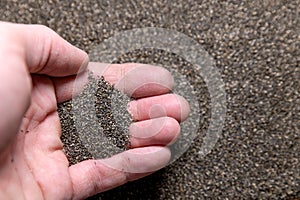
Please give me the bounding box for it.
[14,75,74,199]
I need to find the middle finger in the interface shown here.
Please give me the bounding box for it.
[128,94,190,122]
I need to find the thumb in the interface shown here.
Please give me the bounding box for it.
[0,22,88,151]
[17,23,89,76]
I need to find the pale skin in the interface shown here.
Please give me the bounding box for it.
[0,22,190,200]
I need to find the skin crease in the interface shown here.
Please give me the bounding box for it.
[0,22,190,200]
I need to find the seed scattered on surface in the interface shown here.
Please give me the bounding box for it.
[2,0,299,199]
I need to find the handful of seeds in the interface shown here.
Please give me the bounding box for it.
[58,73,132,165]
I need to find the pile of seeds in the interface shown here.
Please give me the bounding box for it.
[58,74,131,165]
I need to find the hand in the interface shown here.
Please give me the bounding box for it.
[0,22,190,200]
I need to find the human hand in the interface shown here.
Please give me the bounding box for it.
[0,22,189,199]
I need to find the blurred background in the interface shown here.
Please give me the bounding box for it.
[1,0,299,199]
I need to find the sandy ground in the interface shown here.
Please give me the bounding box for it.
[1,0,299,199]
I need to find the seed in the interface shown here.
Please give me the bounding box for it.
[58,73,131,165]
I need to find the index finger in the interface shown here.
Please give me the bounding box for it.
[53,62,174,102]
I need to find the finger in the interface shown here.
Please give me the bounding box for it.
[129,117,180,148]
[18,23,89,76]
[128,94,190,122]
[0,22,88,150]
[0,22,89,76]
[69,147,170,199]
[107,63,174,98]
[53,62,174,102]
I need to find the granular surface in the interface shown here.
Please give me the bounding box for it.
[58,74,131,164]
[1,1,299,199]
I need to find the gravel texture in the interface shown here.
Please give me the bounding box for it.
[1,0,299,199]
